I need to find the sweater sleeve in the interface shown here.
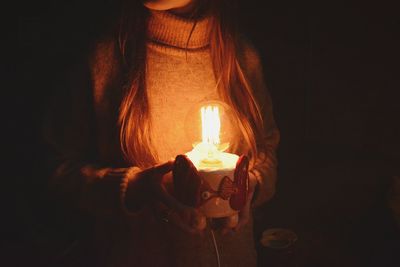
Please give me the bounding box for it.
[43,54,140,219]
[242,43,280,207]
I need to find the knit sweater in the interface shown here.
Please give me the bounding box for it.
[45,9,279,267]
[147,11,218,163]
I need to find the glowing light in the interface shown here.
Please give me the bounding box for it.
[187,104,238,170]
[201,106,221,146]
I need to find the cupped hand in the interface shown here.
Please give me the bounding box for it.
[156,170,206,234]
[124,161,174,212]
[133,161,207,233]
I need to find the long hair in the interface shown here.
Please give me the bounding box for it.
[118,0,265,168]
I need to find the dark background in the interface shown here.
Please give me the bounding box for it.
[14,0,400,266]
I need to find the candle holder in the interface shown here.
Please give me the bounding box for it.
[173,101,249,229]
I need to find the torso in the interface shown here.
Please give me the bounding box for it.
[146,43,220,162]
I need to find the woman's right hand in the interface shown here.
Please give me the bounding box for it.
[125,161,206,233]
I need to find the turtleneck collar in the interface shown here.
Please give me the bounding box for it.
[147,10,211,50]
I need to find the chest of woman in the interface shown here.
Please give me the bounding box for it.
[146,45,220,162]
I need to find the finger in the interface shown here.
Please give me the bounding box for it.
[142,161,174,178]
[192,213,207,231]
[159,189,188,212]
[144,162,174,189]
[152,161,174,175]
[156,188,182,211]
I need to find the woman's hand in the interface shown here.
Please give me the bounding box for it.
[125,161,206,233]
[155,170,206,234]
[124,161,174,212]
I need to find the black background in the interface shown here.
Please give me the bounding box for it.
[15,0,400,266]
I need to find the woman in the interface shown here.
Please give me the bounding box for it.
[45,0,279,266]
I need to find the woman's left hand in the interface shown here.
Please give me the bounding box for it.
[221,173,257,234]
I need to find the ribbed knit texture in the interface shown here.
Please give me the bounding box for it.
[146,10,219,163]
[147,10,210,49]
